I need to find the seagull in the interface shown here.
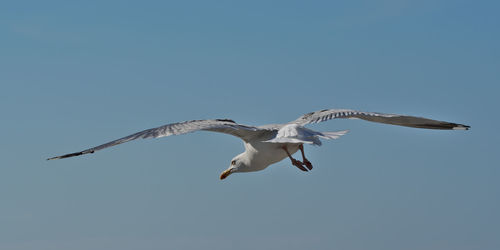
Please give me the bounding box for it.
[48,109,469,179]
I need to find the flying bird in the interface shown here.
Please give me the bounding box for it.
[48,109,469,179]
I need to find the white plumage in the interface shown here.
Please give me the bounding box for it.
[265,124,348,145]
[48,109,469,179]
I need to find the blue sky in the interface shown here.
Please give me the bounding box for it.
[1,1,499,249]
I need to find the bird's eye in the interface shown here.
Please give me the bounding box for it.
[231,160,236,165]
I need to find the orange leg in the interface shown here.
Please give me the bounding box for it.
[282,145,308,172]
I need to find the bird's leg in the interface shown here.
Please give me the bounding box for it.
[299,144,313,170]
[281,145,308,172]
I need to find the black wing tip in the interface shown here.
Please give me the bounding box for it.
[46,150,94,161]
[454,124,470,130]
[414,123,470,130]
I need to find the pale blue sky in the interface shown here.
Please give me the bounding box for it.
[1,1,499,249]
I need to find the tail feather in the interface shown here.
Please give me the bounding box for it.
[317,130,349,140]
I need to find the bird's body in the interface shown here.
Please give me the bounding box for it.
[240,140,300,172]
[48,109,469,179]
[221,124,349,177]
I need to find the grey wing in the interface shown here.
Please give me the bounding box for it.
[291,109,470,130]
[48,119,271,160]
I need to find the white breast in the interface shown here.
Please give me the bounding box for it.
[239,140,299,172]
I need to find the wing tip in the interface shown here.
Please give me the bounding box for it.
[453,124,470,130]
[46,150,94,161]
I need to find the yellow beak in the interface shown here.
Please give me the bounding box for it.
[220,169,232,180]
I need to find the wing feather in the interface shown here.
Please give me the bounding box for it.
[48,119,269,160]
[292,109,470,130]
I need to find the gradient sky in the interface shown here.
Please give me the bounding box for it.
[1,1,499,249]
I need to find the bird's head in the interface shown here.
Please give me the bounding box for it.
[220,153,247,180]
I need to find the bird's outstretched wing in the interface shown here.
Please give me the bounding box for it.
[291,109,470,130]
[47,119,269,160]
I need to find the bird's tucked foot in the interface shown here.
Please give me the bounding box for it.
[291,158,308,172]
[298,144,313,170]
[303,159,313,170]
[281,145,308,172]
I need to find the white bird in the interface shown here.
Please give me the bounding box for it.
[48,109,469,179]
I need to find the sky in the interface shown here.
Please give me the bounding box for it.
[1,0,499,249]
